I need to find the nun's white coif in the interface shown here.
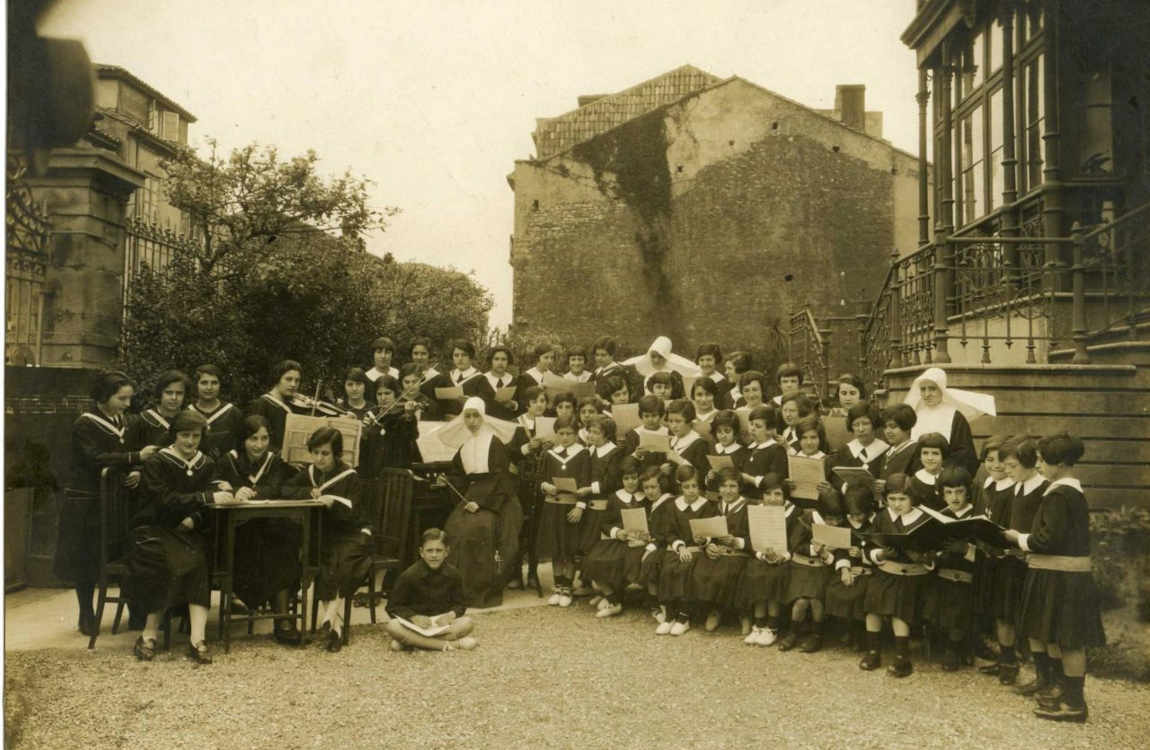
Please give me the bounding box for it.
[904,367,996,440]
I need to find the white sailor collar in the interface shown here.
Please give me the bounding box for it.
[81,411,127,442]
[848,438,890,462]
[615,488,640,504]
[947,503,974,518]
[887,438,917,457]
[914,468,939,485]
[984,475,1016,491]
[525,367,545,383]
[261,392,292,413]
[783,501,796,518]
[593,441,617,458]
[753,438,778,451]
[650,493,674,511]
[789,448,827,460]
[721,497,747,514]
[708,372,726,383]
[563,370,591,382]
[450,367,479,382]
[547,443,585,463]
[714,441,742,455]
[886,506,902,522]
[191,401,235,425]
[670,430,701,453]
[422,366,440,380]
[143,408,174,429]
[159,446,207,475]
[675,496,708,512]
[899,507,925,524]
[308,464,356,490]
[695,408,718,423]
[1018,474,1046,495]
[232,449,274,485]
[1046,477,1083,495]
[485,371,512,389]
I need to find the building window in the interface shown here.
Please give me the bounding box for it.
[1078,71,1113,175]
[989,16,1003,76]
[162,111,180,142]
[959,31,984,101]
[960,105,984,224]
[1024,2,1044,41]
[1023,54,1045,192]
[989,88,1004,210]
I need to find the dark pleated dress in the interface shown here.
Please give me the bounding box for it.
[442,435,523,608]
[1017,482,1105,649]
[216,449,302,607]
[639,495,677,588]
[861,507,933,624]
[734,502,801,610]
[658,498,720,602]
[689,498,752,608]
[576,444,625,556]
[785,511,835,602]
[922,506,982,631]
[123,449,218,612]
[188,402,245,461]
[582,490,648,592]
[824,515,873,620]
[536,445,591,565]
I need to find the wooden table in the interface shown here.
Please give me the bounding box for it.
[208,500,325,652]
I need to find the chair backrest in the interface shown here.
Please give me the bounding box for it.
[376,468,414,562]
[98,468,137,572]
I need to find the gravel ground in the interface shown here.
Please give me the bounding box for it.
[6,605,1150,750]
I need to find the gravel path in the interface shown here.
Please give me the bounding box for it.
[6,605,1150,750]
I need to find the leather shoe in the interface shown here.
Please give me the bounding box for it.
[187,640,212,665]
[273,620,303,646]
[887,657,913,678]
[1034,701,1087,723]
[859,650,881,670]
[133,636,156,661]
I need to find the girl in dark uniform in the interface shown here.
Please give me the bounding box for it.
[57,371,158,636]
[125,410,231,663]
[216,415,303,645]
[138,370,190,448]
[247,360,340,453]
[282,427,372,652]
[1004,434,1105,723]
[188,364,245,461]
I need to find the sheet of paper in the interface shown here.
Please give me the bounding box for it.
[637,432,670,454]
[416,434,457,463]
[534,416,556,439]
[689,515,729,540]
[706,454,735,471]
[812,522,853,549]
[495,385,517,402]
[611,403,642,435]
[553,476,578,493]
[747,503,789,555]
[620,507,649,536]
[569,382,597,398]
[832,465,875,486]
[434,386,464,401]
[787,454,826,501]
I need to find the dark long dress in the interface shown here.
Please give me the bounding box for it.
[576,443,625,556]
[472,372,520,422]
[536,444,591,566]
[824,514,874,620]
[216,449,302,607]
[358,407,419,478]
[137,408,178,449]
[657,497,720,602]
[55,411,146,584]
[1018,481,1105,649]
[283,463,371,600]
[639,494,677,587]
[922,505,982,631]
[123,449,219,612]
[861,507,933,624]
[735,502,801,609]
[991,475,1048,623]
[442,435,523,608]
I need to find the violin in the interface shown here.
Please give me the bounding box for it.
[288,393,344,417]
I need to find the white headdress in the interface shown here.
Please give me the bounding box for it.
[904,367,996,440]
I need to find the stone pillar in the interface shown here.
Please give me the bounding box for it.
[28,148,144,368]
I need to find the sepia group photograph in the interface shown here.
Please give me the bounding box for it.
[4,0,1149,747]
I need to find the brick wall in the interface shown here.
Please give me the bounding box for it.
[511,78,913,364]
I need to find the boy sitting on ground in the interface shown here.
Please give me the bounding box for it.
[385,529,478,652]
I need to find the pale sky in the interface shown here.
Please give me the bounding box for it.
[40,0,922,329]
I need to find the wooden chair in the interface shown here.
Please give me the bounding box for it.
[311,469,414,645]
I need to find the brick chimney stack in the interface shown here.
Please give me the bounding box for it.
[836,84,866,131]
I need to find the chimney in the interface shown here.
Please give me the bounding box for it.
[578,94,608,107]
[835,84,866,132]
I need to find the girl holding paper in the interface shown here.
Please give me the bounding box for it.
[538,415,591,607]
[582,457,647,618]
[825,403,889,493]
[740,406,787,500]
[282,427,372,652]
[735,473,800,646]
[704,411,749,497]
[778,485,840,653]
[689,467,753,633]
[472,345,519,422]
[439,398,523,609]
[623,395,671,475]
[661,400,711,490]
[824,484,877,651]
[639,468,677,623]
[655,465,718,636]
[576,416,624,564]
[507,385,551,591]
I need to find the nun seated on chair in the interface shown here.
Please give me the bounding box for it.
[435,397,523,609]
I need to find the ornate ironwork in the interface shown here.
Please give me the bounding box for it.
[788,308,829,400]
[6,153,51,365]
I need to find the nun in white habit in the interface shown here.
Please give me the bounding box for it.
[904,367,995,475]
[623,336,702,399]
[441,397,524,608]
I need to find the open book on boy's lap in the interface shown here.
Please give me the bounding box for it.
[393,615,452,637]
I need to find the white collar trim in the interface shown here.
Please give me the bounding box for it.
[914,468,939,485]
[1046,477,1083,494]
[675,496,708,512]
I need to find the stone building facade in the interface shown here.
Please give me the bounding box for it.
[508,65,931,366]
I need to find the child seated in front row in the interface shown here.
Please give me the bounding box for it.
[689,467,753,633]
[583,457,647,618]
[824,484,877,650]
[385,528,477,652]
[655,465,718,636]
[859,473,935,677]
[735,473,799,646]
[778,486,841,653]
